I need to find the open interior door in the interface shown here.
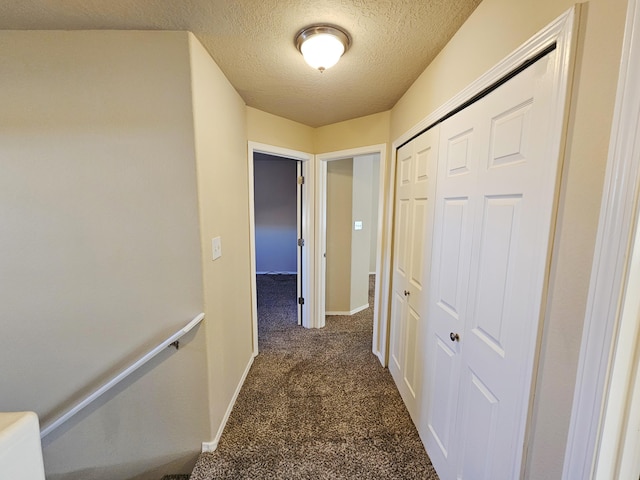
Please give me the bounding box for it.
[296,160,303,326]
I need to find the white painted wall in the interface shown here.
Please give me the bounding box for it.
[253,154,297,274]
[0,31,209,479]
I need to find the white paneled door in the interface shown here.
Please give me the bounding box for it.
[389,127,439,424]
[424,52,560,479]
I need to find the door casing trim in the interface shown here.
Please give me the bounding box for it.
[564,0,640,476]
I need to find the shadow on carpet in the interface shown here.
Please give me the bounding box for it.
[189,274,439,479]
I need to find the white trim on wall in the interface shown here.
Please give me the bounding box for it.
[326,303,369,317]
[247,142,314,354]
[315,145,387,352]
[202,354,254,452]
[563,0,640,477]
[595,214,640,480]
[383,7,578,371]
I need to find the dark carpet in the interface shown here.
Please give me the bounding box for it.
[189,274,438,479]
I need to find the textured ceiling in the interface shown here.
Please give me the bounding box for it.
[0,0,482,127]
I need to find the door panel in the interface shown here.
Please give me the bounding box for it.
[390,290,405,373]
[389,128,439,425]
[400,152,413,185]
[425,120,475,477]
[447,129,474,176]
[423,52,560,480]
[410,199,427,289]
[404,306,420,396]
[396,199,410,277]
[488,101,532,169]
[428,336,458,458]
[459,368,499,479]
[471,195,522,355]
[437,198,469,317]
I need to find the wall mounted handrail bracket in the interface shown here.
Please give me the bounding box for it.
[39,313,205,439]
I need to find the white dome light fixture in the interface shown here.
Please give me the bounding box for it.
[295,25,351,72]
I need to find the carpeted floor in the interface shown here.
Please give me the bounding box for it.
[188,274,438,479]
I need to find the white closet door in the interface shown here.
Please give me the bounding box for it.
[389,127,438,423]
[424,51,559,479]
[422,113,476,480]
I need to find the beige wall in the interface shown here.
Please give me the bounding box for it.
[314,111,391,154]
[246,106,314,153]
[248,104,389,157]
[326,159,354,312]
[389,0,628,477]
[0,31,210,479]
[188,35,254,444]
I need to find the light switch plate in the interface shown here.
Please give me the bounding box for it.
[354,221,363,231]
[212,237,222,260]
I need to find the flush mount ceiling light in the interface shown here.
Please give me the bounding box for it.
[295,24,351,72]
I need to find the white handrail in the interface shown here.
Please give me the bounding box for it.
[40,313,205,439]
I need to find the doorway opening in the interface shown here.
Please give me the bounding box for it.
[253,154,300,344]
[248,142,314,356]
[316,145,387,361]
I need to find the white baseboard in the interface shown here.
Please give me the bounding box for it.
[255,271,297,275]
[326,303,369,316]
[201,441,216,453]
[201,354,254,453]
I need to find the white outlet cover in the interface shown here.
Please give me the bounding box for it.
[212,237,222,260]
[354,221,363,231]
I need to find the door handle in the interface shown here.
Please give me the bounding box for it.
[450,332,460,342]
[404,290,410,296]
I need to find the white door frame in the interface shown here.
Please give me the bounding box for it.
[315,144,387,348]
[382,7,578,371]
[563,0,640,476]
[247,142,315,355]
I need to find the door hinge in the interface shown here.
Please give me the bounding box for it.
[297,175,305,185]
[297,238,305,247]
[298,297,305,305]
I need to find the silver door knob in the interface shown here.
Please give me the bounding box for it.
[450,332,460,342]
